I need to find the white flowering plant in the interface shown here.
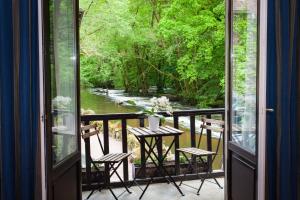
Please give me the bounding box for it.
[149,96,173,115]
[127,96,173,122]
[52,96,72,110]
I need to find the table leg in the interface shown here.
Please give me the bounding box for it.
[175,135,180,175]
[138,141,167,199]
[140,138,146,178]
[157,136,163,171]
[129,137,158,188]
[133,134,185,199]
[143,139,184,197]
[137,138,161,199]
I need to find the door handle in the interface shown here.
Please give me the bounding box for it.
[266,108,274,112]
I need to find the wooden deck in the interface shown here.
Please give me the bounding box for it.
[82,179,224,200]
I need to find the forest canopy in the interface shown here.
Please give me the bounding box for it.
[79,0,225,108]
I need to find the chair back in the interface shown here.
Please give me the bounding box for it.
[197,117,224,162]
[81,124,104,154]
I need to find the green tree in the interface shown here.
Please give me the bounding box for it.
[79,0,225,108]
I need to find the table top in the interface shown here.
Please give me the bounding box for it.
[128,126,183,138]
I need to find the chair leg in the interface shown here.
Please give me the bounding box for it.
[139,176,154,200]
[197,178,205,195]
[179,172,186,186]
[107,186,119,200]
[107,163,124,200]
[179,152,192,186]
[86,161,104,199]
[213,178,223,189]
[110,164,132,194]
[85,189,95,200]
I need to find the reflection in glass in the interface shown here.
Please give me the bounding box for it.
[50,0,77,165]
[231,0,257,153]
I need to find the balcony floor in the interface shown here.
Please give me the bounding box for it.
[83,178,224,200]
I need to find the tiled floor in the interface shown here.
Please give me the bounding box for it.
[83,179,224,200]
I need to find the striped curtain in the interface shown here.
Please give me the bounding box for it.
[267,0,300,199]
[0,0,39,199]
[0,0,16,198]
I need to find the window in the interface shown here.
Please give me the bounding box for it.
[231,0,258,153]
[49,0,78,165]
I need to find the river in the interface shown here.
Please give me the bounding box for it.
[81,88,223,170]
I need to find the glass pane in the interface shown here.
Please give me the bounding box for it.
[49,0,78,165]
[231,0,257,153]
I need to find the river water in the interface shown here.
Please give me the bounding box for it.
[81,88,223,169]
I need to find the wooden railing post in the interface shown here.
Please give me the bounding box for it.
[190,115,196,148]
[206,114,212,151]
[174,116,180,175]
[173,116,179,129]
[139,118,145,127]
[190,115,196,166]
[206,114,213,172]
[121,119,129,181]
[103,119,110,184]
[103,119,109,154]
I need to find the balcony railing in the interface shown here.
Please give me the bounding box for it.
[81,108,225,190]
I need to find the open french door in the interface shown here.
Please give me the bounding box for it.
[43,0,81,199]
[226,0,267,199]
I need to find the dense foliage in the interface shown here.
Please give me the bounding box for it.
[80,0,225,107]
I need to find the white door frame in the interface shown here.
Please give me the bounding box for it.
[38,0,46,199]
[257,0,268,199]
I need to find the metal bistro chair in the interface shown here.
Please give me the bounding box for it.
[81,124,132,200]
[177,117,224,195]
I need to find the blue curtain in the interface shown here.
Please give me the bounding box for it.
[0,0,39,199]
[0,0,16,198]
[267,0,300,199]
[19,0,39,199]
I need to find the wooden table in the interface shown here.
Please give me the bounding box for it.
[128,126,185,199]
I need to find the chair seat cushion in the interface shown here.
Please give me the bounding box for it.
[177,147,216,156]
